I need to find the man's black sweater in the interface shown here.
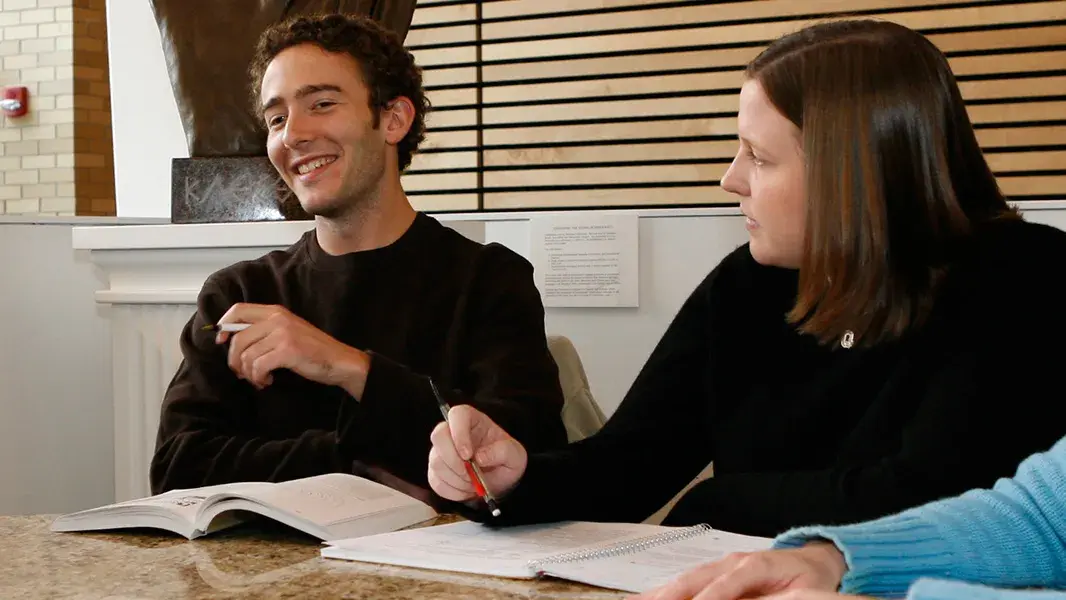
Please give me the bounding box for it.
[151,213,568,495]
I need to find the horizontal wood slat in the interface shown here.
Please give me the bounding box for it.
[481,117,740,146]
[476,146,1066,173]
[481,47,761,82]
[414,0,473,6]
[977,125,1066,148]
[409,151,479,172]
[929,25,1066,54]
[406,24,476,47]
[408,195,480,212]
[483,141,742,167]
[476,156,1066,189]
[410,3,476,27]
[481,0,1004,21]
[482,0,682,20]
[481,71,744,103]
[401,172,478,191]
[950,51,1066,77]
[408,46,476,67]
[960,76,1066,101]
[424,88,477,108]
[482,96,736,125]
[480,37,1066,83]
[999,176,1066,196]
[968,102,1066,125]
[420,130,478,150]
[403,0,1066,211]
[480,55,1066,103]
[483,164,729,188]
[476,122,1066,152]
[484,187,731,210]
[985,151,1066,173]
[478,100,1066,129]
[422,66,478,88]
[481,4,1066,62]
[425,108,478,129]
[481,0,1009,40]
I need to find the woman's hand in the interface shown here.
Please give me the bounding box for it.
[427,404,528,503]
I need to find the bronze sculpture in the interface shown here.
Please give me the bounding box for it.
[150,0,416,157]
[149,1,417,221]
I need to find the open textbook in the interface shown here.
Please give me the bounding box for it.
[50,473,438,542]
[321,520,773,593]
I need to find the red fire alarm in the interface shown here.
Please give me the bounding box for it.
[1,86,28,117]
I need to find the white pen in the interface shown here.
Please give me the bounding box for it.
[201,323,251,332]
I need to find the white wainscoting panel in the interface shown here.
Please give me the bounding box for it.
[112,304,194,501]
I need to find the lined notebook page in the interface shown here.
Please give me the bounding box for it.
[322,520,671,579]
[542,528,773,593]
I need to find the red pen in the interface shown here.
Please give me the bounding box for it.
[428,378,502,517]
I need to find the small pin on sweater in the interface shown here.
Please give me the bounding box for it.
[841,330,855,349]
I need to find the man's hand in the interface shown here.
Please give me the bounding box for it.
[214,303,370,398]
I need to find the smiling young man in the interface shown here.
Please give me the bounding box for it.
[149,14,568,497]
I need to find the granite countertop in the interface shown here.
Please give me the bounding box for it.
[1,515,629,599]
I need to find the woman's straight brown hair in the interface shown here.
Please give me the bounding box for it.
[746,18,1018,348]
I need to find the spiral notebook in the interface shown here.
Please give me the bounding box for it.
[321,520,772,593]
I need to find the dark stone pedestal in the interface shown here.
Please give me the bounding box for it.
[170,157,310,223]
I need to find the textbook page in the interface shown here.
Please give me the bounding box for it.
[49,481,270,538]
[322,520,670,578]
[237,472,429,527]
[542,528,773,593]
[62,482,268,524]
[194,472,438,540]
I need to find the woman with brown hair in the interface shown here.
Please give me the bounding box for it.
[426,18,1066,539]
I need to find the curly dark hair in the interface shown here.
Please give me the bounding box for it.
[248,13,428,171]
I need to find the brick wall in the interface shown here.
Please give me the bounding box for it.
[0,0,114,217]
[73,0,111,216]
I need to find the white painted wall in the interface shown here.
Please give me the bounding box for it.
[482,213,750,414]
[0,223,115,515]
[1020,206,1066,230]
[106,0,187,218]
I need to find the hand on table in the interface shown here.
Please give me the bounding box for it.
[633,543,850,600]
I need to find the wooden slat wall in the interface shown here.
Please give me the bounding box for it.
[402,0,1066,212]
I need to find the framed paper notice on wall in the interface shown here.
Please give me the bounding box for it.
[530,213,639,308]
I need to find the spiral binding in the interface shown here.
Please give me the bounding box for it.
[527,523,713,573]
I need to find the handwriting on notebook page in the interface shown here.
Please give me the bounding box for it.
[544,530,773,593]
[409,521,664,560]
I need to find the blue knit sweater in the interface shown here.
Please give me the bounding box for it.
[775,435,1066,600]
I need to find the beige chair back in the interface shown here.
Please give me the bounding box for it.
[546,335,607,442]
[543,334,711,523]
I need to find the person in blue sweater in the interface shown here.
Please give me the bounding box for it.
[637,434,1066,600]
